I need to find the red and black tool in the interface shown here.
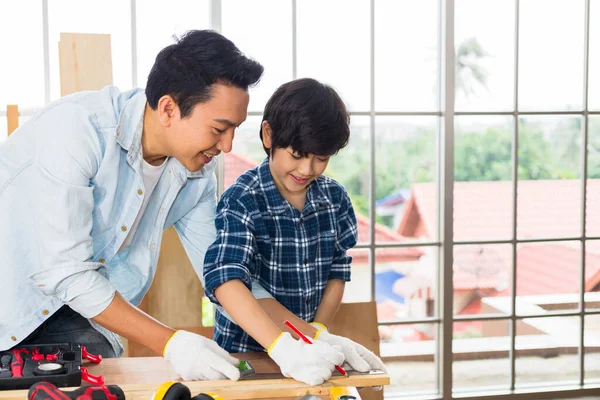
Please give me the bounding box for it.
[32,347,60,362]
[10,348,30,378]
[28,381,125,400]
[80,346,102,364]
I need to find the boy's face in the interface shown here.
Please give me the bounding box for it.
[261,121,331,199]
[269,147,330,197]
[159,83,249,172]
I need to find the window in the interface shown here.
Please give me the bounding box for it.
[2,1,599,398]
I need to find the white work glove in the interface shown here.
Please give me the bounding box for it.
[163,330,241,381]
[268,332,344,386]
[310,323,387,373]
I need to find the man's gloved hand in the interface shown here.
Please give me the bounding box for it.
[163,330,241,381]
[268,332,344,385]
[310,323,387,373]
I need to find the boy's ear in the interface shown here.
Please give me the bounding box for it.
[262,120,273,149]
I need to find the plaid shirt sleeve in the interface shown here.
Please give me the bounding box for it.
[329,188,358,281]
[203,194,256,306]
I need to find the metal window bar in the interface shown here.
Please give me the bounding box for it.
[439,0,455,398]
[42,0,50,105]
[509,2,521,394]
[5,108,600,119]
[579,0,592,387]
[130,0,138,88]
[369,0,377,303]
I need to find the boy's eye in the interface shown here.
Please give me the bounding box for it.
[213,127,225,134]
[318,157,330,162]
[291,153,302,160]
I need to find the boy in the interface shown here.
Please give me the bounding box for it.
[203,78,385,385]
[0,30,263,382]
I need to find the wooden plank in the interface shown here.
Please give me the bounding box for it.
[6,105,18,136]
[0,354,386,400]
[58,33,113,96]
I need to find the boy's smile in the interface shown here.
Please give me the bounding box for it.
[290,174,310,185]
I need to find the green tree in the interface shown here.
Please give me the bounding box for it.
[588,118,600,178]
[455,123,556,182]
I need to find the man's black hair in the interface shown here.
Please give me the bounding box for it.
[146,29,263,118]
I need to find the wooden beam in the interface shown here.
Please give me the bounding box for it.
[6,105,18,136]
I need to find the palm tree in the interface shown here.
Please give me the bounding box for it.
[456,37,489,97]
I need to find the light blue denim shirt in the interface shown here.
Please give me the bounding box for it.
[0,87,218,353]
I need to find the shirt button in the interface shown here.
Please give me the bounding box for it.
[10,336,17,341]
[299,218,304,224]
[137,189,143,195]
[305,298,310,305]
[151,243,156,250]
[99,258,105,263]
[42,309,49,316]
[121,226,127,232]
[304,258,309,265]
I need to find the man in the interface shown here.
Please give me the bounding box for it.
[0,30,263,381]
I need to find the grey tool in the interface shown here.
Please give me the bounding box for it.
[0,354,12,378]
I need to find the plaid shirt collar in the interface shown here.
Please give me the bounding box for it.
[256,157,334,216]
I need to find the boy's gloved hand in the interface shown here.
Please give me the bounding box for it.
[163,330,241,381]
[310,323,387,373]
[268,332,344,385]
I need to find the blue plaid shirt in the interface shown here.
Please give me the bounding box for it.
[203,158,358,353]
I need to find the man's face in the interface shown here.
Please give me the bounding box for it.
[269,147,331,198]
[167,83,249,172]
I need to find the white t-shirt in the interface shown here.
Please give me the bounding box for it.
[119,157,168,252]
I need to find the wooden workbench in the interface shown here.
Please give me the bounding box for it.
[0,353,388,400]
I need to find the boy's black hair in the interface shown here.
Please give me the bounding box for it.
[260,78,350,157]
[146,30,263,118]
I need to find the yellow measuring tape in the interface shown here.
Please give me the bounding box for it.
[329,386,357,400]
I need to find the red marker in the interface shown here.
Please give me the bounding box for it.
[284,320,348,377]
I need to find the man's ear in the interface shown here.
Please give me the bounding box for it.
[157,95,179,127]
[262,120,273,149]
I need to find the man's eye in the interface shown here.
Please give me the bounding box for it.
[214,127,225,134]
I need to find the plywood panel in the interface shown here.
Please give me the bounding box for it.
[128,227,206,357]
[329,302,381,356]
[146,228,204,327]
[59,33,113,96]
[328,302,383,400]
